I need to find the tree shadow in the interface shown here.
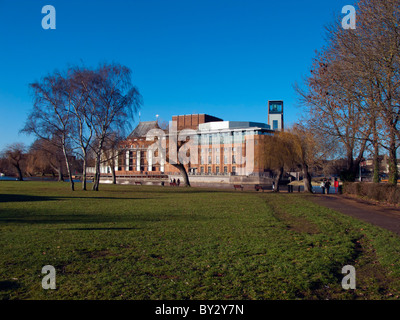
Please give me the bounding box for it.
[0,280,20,291]
[0,194,153,203]
[63,227,138,231]
[0,194,54,203]
[0,208,220,225]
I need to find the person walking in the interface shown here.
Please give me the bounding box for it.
[320,179,326,194]
[177,178,180,187]
[325,179,331,194]
[334,178,339,194]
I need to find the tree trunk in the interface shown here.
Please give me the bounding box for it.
[82,155,87,191]
[61,138,74,191]
[58,169,64,182]
[388,128,398,185]
[14,165,23,181]
[172,163,190,187]
[302,164,313,193]
[49,162,64,182]
[372,122,380,183]
[273,167,284,192]
[111,163,116,184]
[92,154,101,191]
[92,139,105,191]
[373,141,380,184]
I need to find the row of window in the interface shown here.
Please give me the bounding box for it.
[199,166,236,174]
[200,155,241,165]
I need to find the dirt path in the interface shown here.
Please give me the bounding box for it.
[310,194,400,236]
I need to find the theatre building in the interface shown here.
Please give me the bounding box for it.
[98,101,284,185]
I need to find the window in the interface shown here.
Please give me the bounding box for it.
[208,156,212,164]
[232,155,236,164]
[216,166,220,174]
[232,166,236,175]
[216,155,220,164]
[208,166,211,174]
[200,167,204,174]
[224,166,228,174]
[273,120,279,130]
[269,102,283,113]
[224,156,228,164]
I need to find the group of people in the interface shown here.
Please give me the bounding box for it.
[170,178,180,186]
[320,178,339,194]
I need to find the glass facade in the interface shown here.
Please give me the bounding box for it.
[269,101,283,114]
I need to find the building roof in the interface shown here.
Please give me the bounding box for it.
[198,121,271,131]
[127,121,160,139]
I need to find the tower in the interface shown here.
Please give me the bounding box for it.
[268,100,284,131]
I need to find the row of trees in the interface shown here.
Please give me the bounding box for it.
[0,141,80,181]
[5,0,398,192]
[20,62,142,191]
[296,0,400,185]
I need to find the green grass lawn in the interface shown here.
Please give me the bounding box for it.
[1,181,400,300]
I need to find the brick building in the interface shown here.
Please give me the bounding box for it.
[97,101,284,184]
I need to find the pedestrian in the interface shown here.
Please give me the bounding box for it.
[334,178,339,194]
[272,181,275,191]
[320,179,325,194]
[173,178,176,185]
[325,179,331,194]
[177,178,180,187]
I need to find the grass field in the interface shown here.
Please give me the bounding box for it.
[1,181,400,300]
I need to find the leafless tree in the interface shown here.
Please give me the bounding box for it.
[65,67,94,190]
[261,133,298,192]
[28,138,66,181]
[86,63,142,191]
[101,131,124,185]
[1,143,26,181]
[296,0,400,184]
[22,72,77,190]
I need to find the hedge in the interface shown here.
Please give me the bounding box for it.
[343,182,400,205]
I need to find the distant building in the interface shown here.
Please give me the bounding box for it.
[93,101,285,184]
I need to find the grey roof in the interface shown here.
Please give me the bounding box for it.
[127,121,160,138]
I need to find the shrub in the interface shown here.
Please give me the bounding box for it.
[343,182,400,204]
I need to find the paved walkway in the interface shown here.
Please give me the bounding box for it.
[310,194,400,236]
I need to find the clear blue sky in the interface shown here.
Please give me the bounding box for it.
[0,0,355,150]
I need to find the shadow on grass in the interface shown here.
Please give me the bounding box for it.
[0,194,54,203]
[0,210,218,225]
[0,194,154,203]
[63,227,138,231]
[0,280,20,291]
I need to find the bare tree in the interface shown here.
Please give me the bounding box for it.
[101,131,124,185]
[66,67,94,190]
[29,138,66,181]
[261,133,298,192]
[86,63,142,191]
[296,0,400,184]
[287,125,320,193]
[1,143,26,181]
[22,72,77,190]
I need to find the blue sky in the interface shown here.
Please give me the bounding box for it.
[0,0,355,150]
